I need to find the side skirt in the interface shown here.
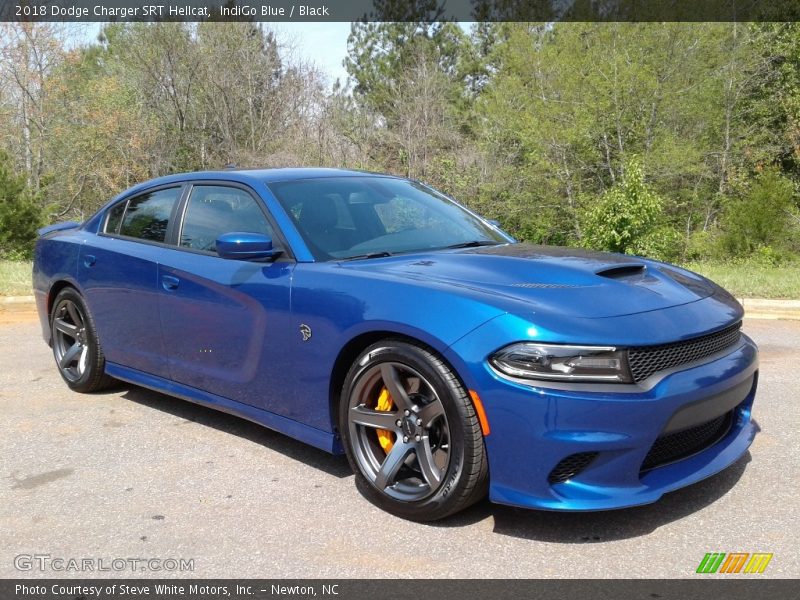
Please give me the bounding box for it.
[105,362,342,454]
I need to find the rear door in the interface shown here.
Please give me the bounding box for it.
[157,183,296,411]
[79,185,184,377]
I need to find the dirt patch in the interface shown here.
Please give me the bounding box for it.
[0,302,39,325]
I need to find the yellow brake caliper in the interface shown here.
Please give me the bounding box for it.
[375,387,395,453]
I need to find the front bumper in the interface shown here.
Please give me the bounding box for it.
[448,328,759,511]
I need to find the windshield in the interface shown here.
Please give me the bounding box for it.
[267,176,508,260]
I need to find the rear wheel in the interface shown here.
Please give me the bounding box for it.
[50,287,114,393]
[340,339,488,521]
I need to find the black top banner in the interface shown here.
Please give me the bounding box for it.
[3,0,800,23]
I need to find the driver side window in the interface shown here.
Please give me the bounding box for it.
[179,186,275,253]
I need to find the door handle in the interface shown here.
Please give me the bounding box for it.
[161,275,180,290]
[83,254,96,267]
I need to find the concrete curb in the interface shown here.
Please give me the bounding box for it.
[2,294,800,319]
[737,298,800,321]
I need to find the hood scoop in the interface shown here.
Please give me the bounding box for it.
[595,264,647,280]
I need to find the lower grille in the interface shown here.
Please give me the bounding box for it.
[548,452,598,484]
[641,412,733,473]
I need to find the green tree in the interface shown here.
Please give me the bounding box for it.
[345,3,469,115]
[344,3,478,190]
[0,150,42,259]
[720,169,798,258]
[45,40,155,221]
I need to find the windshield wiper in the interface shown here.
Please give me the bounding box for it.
[340,251,393,261]
[444,240,501,249]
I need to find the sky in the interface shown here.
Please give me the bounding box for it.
[76,21,353,89]
[271,22,353,87]
[264,22,472,88]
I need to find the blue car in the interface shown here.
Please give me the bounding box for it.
[33,168,758,521]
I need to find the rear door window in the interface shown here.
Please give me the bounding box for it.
[104,201,127,234]
[119,187,181,243]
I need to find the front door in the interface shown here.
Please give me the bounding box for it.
[157,184,295,411]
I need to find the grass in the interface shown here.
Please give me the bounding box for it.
[685,260,800,300]
[1,258,797,300]
[0,260,33,296]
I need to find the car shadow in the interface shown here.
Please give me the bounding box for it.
[115,383,352,479]
[102,383,751,537]
[436,452,752,542]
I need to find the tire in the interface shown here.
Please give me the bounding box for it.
[339,339,488,521]
[50,287,115,393]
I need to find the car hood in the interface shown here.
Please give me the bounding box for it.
[340,243,722,319]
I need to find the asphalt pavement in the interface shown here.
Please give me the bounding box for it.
[1,315,798,578]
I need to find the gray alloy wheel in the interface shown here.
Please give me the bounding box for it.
[50,287,114,393]
[52,297,89,383]
[340,339,488,521]
[347,360,451,502]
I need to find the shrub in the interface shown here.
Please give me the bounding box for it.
[581,157,678,260]
[685,229,722,261]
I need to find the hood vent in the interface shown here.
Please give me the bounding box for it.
[510,282,584,289]
[595,264,646,279]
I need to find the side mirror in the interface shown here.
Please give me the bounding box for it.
[216,232,281,261]
[487,219,502,228]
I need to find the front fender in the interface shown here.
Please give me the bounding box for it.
[286,263,506,432]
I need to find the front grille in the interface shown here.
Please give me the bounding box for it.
[628,322,742,383]
[548,452,598,484]
[641,412,733,472]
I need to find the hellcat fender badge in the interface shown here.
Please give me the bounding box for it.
[300,324,312,341]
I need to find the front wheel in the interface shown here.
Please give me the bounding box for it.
[50,287,114,393]
[339,340,488,521]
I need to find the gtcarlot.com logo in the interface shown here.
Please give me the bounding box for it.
[14,554,195,573]
[696,552,773,574]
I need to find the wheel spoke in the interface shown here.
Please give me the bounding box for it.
[349,405,398,430]
[78,346,88,374]
[66,302,83,327]
[54,318,78,338]
[59,342,83,369]
[374,441,413,490]
[418,398,445,428]
[380,364,411,410]
[415,438,443,487]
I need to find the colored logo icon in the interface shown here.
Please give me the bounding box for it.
[696,552,773,574]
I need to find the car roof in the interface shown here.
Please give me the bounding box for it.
[247,167,396,183]
[133,167,398,190]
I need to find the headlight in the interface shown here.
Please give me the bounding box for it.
[489,343,632,383]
